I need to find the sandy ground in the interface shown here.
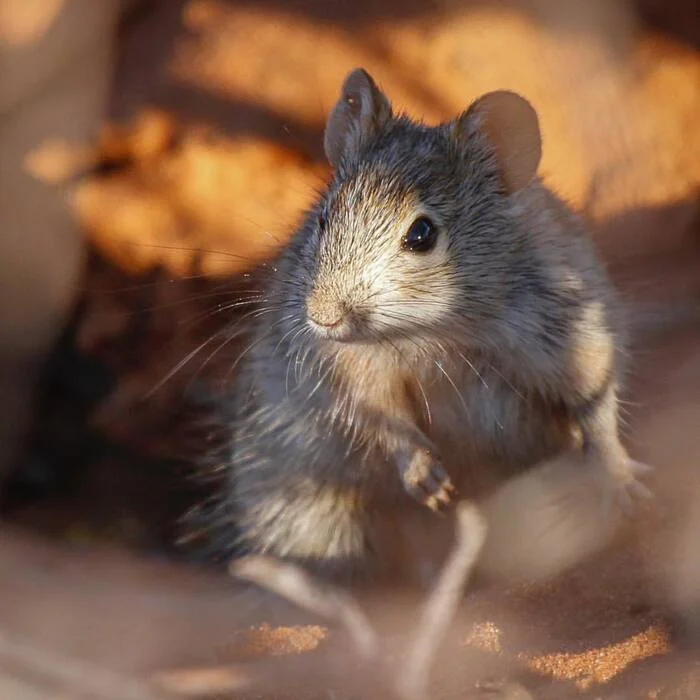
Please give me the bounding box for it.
[3,0,700,698]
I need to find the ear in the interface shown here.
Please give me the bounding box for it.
[323,68,392,169]
[457,90,542,194]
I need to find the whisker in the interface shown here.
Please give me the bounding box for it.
[86,271,237,295]
[214,304,280,343]
[104,239,280,266]
[145,329,228,399]
[271,314,302,357]
[306,355,334,400]
[220,323,280,389]
[455,350,491,393]
[432,359,470,419]
[285,325,313,397]
[369,322,433,427]
[293,329,315,386]
[187,308,278,393]
[176,297,267,329]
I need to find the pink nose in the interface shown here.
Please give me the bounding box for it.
[306,296,346,328]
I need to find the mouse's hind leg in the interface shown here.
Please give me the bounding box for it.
[576,380,653,513]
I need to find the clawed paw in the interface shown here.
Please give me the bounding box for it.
[399,448,456,512]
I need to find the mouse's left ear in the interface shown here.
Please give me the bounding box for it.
[456,90,542,194]
[324,68,392,170]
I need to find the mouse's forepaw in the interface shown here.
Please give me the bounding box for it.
[399,447,456,513]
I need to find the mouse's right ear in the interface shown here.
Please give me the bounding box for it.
[455,90,542,194]
[324,68,392,170]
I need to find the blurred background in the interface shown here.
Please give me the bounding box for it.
[0,0,699,698]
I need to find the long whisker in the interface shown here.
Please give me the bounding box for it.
[294,335,315,387]
[145,329,228,399]
[187,308,278,393]
[146,298,281,398]
[306,355,335,400]
[220,323,280,389]
[176,297,267,329]
[432,359,470,419]
[87,271,251,295]
[271,314,301,357]
[213,303,280,343]
[454,350,491,393]
[106,240,280,266]
[369,322,433,427]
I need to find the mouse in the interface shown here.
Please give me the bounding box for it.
[192,67,652,584]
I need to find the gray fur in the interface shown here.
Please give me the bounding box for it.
[204,70,646,583]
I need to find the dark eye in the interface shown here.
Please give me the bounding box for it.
[402,216,438,253]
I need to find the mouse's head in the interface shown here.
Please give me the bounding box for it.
[294,68,542,350]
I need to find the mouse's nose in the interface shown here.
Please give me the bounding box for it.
[306,295,347,328]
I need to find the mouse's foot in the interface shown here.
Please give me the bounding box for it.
[398,447,455,512]
[599,454,654,516]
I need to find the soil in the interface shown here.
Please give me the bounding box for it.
[3,0,700,698]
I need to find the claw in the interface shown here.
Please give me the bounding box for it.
[398,448,456,512]
[425,482,454,513]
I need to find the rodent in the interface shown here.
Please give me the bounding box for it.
[196,68,653,584]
